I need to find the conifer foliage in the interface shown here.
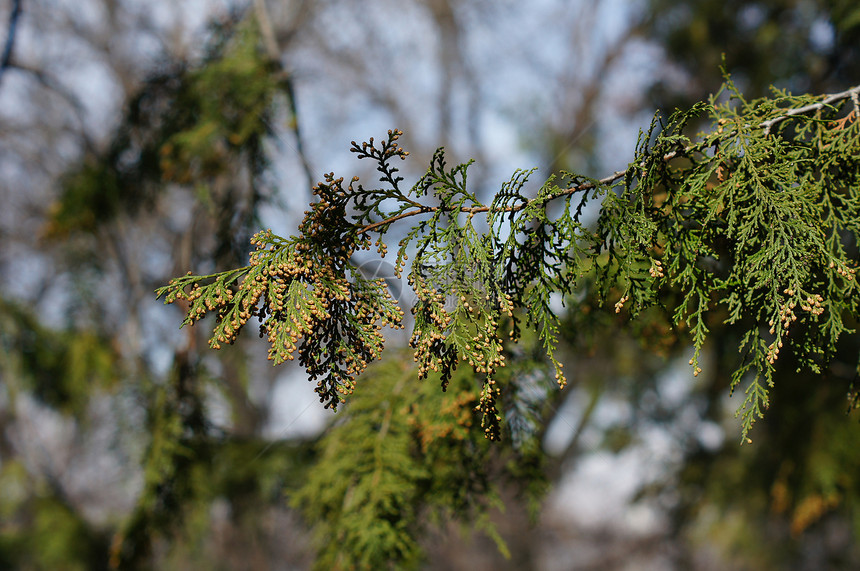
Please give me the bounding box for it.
[158,78,860,442]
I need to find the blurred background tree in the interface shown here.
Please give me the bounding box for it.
[1,0,859,569]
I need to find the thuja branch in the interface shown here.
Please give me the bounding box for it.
[356,168,629,235]
[355,79,860,239]
[159,80,860,442]
[761,84,860,135]
[355,81,860,238]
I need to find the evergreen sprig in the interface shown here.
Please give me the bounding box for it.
[159,80,860,442]
[291,356,512,571]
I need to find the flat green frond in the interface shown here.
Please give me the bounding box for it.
[160,79,860,441]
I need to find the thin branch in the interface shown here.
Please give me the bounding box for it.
[253,0,315,187]
[8,61,97,154]
[359,207,435,234]
[253,0,280,62]
[0,0,22,88]
[356,167,643,235]
[761,84,860,135]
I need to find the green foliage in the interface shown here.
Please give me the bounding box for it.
[44,18,280,241]
[0,298,120,418]
[112,369,316,569]
[624,79,860,440]
[646,0,860,105]
[158,226,403,410]
[291,354,546,570]
[157,21,279,185]
[660,361,860,566]
[0,461,111,571]
[158,130,593,439]
[161,78,860,444]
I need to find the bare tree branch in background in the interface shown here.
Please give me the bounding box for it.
[0,0,22,88]
[254,0,314,185]
[6,61,98,154]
